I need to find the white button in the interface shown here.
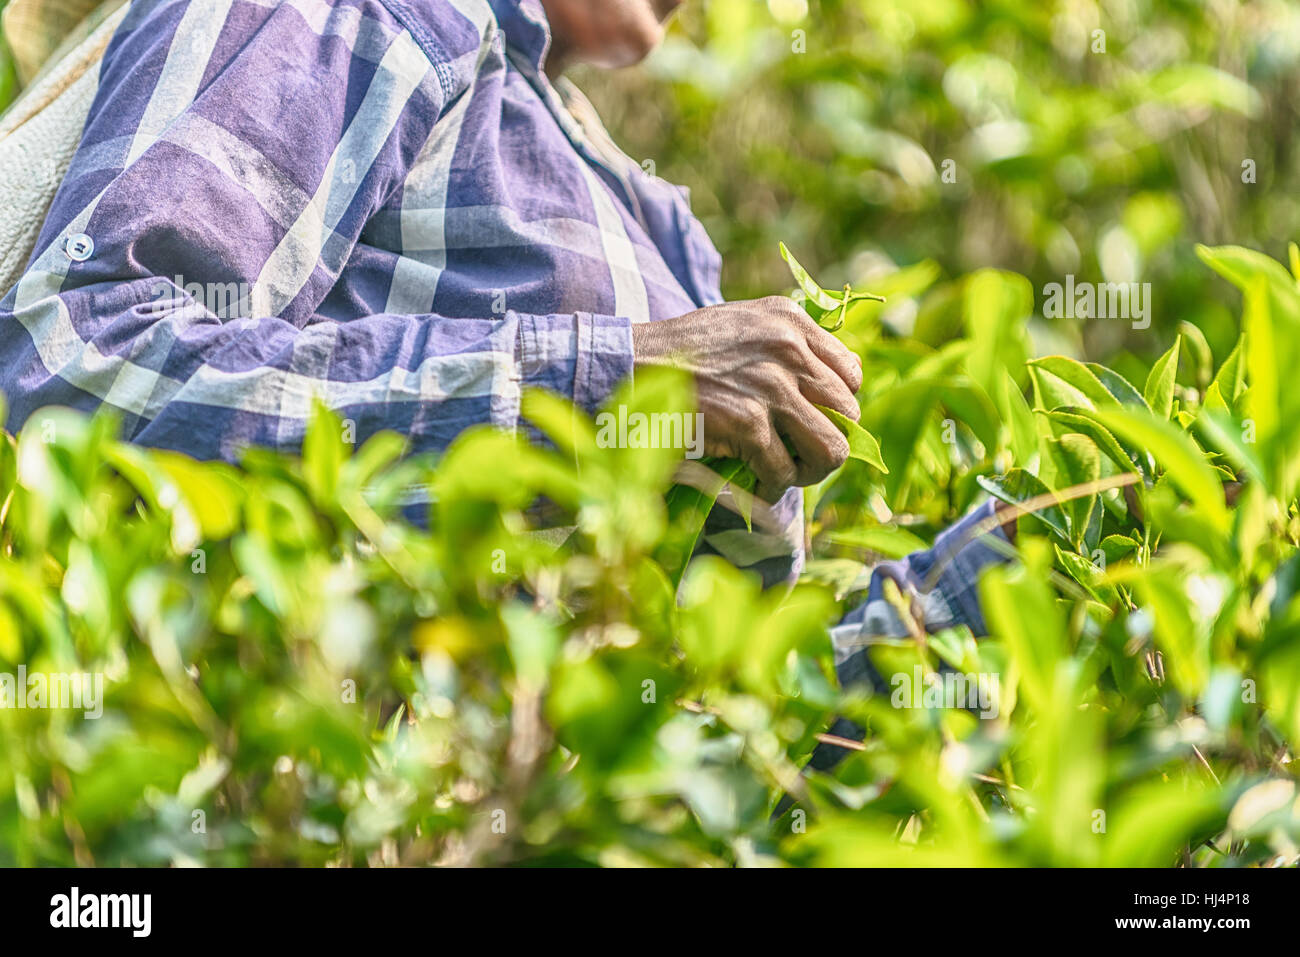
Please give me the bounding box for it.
[65,233,95,262]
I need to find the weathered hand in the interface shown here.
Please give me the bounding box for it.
[632,297,863,498]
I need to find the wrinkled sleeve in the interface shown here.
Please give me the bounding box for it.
[0,0,633,461]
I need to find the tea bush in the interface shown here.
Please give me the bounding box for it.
[3,0,1299,868]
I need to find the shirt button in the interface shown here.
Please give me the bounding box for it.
[65,233,95,262]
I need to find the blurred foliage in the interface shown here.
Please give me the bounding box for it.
[580,0,1300,366]
[0,3,18,110]
[1,0,1299,867]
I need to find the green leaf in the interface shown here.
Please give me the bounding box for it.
[976,469,1070,544]
[1040,408,1141,477]
[1028,356,1119,411]
[1197,243,1299,297]
[780,242,840,314]
[662,456,752,584]
[1144,64,1261,116]
[939,379,1000,454]
[303,400,348,505]
[1194,409,1265,486]
[1135,570,1211,696]
[1209,334,1245,406]
[504,604,560,687]
[1048,433,1101,546]
[1086,362,1150,410]
[861,378,942,499]
[780,243,884,331]
[521,388,600,463]
[1201,380,1229,415]
[1054,545,1119,606]
[1102,778,1223,867]
[154,451,244,541]
[823,525,928,557]
[1143,337,1181,419]
[999,370,1038,466]
[979,562,1069,714]
[1093,407,1229,530]
[963,269,1032,400]
[1177,320,1215,389]
[816,405,887,472]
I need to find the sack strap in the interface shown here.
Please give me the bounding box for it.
[0,1,130,296]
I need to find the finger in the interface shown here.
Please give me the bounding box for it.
[774,394,850,486]
[743,416,799,498]
[761,302,860,420]
[797,362,861,423]
[797,312,863,395]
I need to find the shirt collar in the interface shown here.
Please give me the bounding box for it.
[486,0,552,74]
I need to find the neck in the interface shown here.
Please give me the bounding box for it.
[544,39,571,79]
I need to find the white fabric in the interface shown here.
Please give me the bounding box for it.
[0,2,128,298]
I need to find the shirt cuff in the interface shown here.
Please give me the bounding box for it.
[514,312,634,417]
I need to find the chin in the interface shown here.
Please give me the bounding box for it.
[612,20,665,66]
[602,0,671,67]
[545,0,674,70]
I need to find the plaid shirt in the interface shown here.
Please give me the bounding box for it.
[0,0,1005,620]
[1,0,726,458]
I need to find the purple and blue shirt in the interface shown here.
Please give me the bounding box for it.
[2,0,708,457]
